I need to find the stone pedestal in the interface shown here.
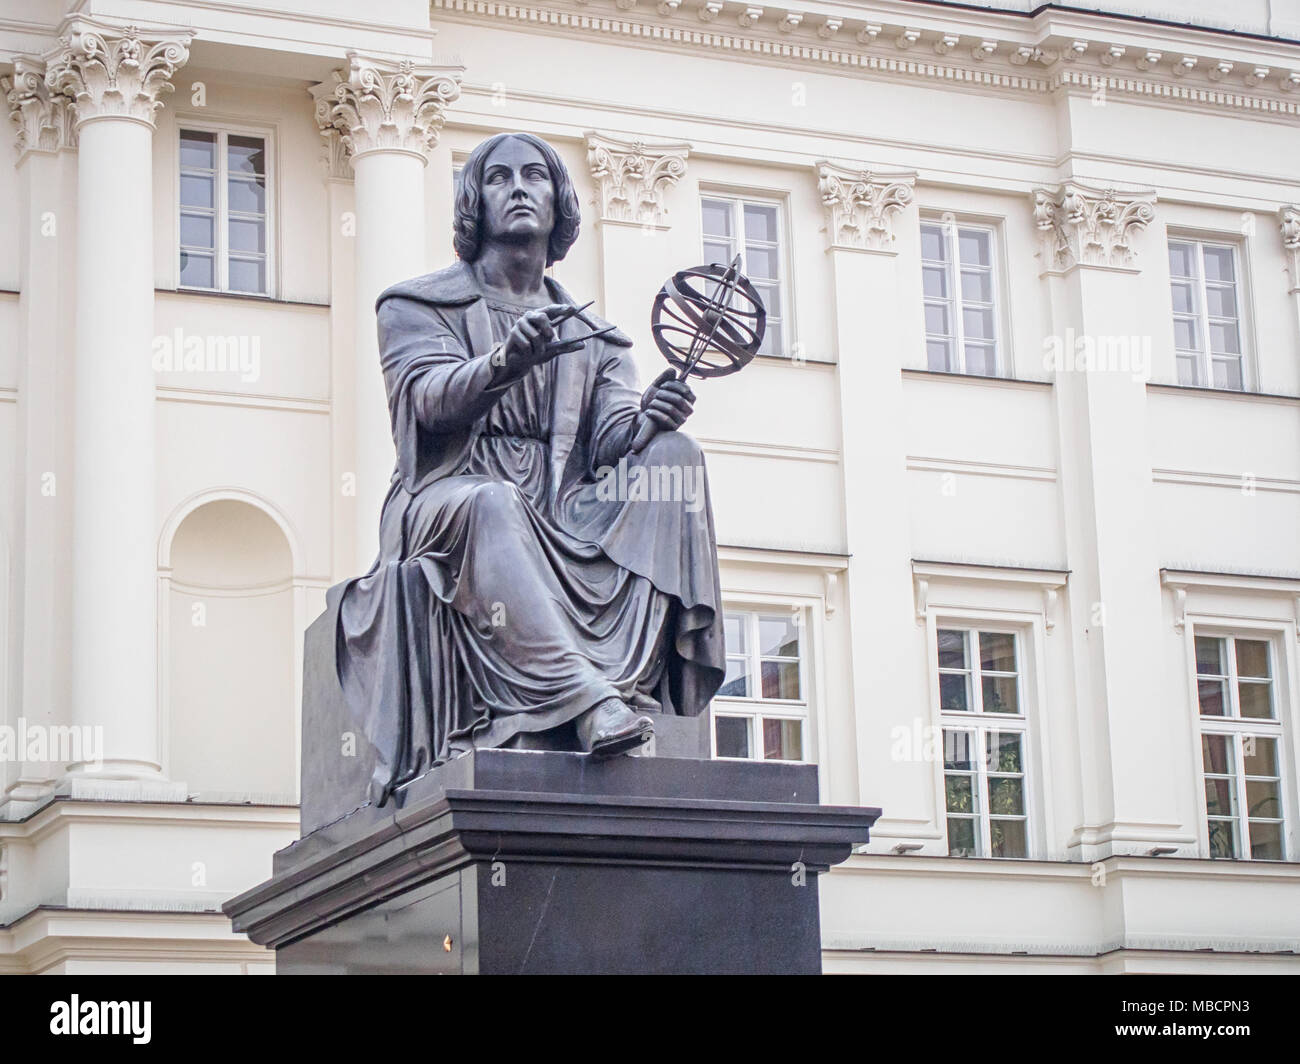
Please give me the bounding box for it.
[225,749,879,974]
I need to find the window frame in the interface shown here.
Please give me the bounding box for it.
[934,623,1033,859]
[919,216,1005,378]
[1190,627,1290,861]
[176,119,276,298]
[698,190,794,359]
[1166,235,1249,392]
[711,606,810,764]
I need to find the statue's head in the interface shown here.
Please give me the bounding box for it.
[454,132,581,266]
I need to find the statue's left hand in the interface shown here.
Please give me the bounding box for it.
[640,368,696,432]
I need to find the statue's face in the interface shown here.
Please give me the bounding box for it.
[479,137,555,249]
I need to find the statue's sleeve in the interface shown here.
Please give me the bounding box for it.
[588,341,645,470]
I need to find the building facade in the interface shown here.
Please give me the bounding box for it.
[1,0,1299,973]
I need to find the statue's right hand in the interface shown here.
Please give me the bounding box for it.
[502,304,587,373]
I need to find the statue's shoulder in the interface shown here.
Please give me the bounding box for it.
[375,261,480,313]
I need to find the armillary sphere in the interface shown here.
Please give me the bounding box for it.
[650,254,766,379]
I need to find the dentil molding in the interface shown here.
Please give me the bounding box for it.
[2,56,76,157]
[43,17,193,130]
[814,160,915,253]
[585,132,690,227]
[1031,182,1157,273]
[312,53,463,170]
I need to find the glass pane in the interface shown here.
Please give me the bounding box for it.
[945,774,974,813]
[924,302,950,337]
[1168,241,1196,278]
[1235,640,1270,678]
[760,660,800,700]
[714,715,750,758]
[229,217,266,253]
[1170,281,1195,314]
[743,204,778,243]
[962,306,995,341]
[1243,735,1277,778]
[761,321,782,358]
[960,268,992,304]
[939,673,970,712]
[180,211,214,249]
[1248,820,1283,860]
[1205,284,1237,318]
[979,632,1016,673]
[958,229,990,267]
[964,344,996,376]
[1176,354,1199,385]
[1196,636,1225,675]
[228,134,266,176]
[762,718,802,761]
[1238,680,1273,720]
[1201,733,1233,774]
[702,239,732,266]
[758,615,799,657]
[947,817,977,857]
[988,777,1025,816]
[1173,317,1200,351]
[937,629,967,669]
[920,225,946,262]
[753,280,780,318]
[1202,245,1236,282]
[701,199,731,237]
[943,729,977,771]
[922,265,948,299]
[1204,777,1236,818]
[1207,818,1238,859]
[927,339,953,372]
[717,657,750,699]
[989,818,1027,858]
[986,731,1023,773]
[228,176,266,213]
[179,128,216,169]
[179,250,214,288]
[1212,357,1243,391]
[982,674,1019,715]
[1209,320,1240,355]
[180,173,214,209]
[228,256,266,295]
[1246,778,1280,820]
[723,613,745,654]
[1197,679,1227,717]
[744,244,778,281]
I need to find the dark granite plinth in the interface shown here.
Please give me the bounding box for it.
[226,748,879,974]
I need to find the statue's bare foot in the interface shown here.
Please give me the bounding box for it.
[576,698,653,758]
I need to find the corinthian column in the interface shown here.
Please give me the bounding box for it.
[45,18,192,787]
[313,55,461,572]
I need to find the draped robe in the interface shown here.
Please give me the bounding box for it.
[330,261,725,804]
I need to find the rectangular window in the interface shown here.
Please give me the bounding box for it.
[179,127,270,295]
[701,195,788,357]
[1196,633,1285,859]
[921,221,1000,376]
[937,627,1029,858]
[712,609,806,762]
[1168,239,1244,390]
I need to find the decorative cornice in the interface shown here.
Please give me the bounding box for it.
[585,131,690,227]
[312,53,462,168]
[1031,183,1156,273]
[43,18,192,130]
[430,0,1300,122]
[1280,205,1300,295]
[814,160,915,253]
[2,56,75,157]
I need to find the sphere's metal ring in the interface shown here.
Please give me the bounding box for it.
[650,262,767,379]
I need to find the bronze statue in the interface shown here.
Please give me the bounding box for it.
[331,132,729,806]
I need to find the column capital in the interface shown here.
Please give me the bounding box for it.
[814,160,915,253]
[1279,205,1300,294]
[44,18,192,130]
[3,56,77,158]
[313,53,462,169]
[585,132,690,228]
[1031,182,1157,274]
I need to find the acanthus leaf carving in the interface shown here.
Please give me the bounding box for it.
[585,132,690,227]
[1031,182,1156,272]
[3,56,76,156]
[815,160,915,252]
[1280,205,1300,294]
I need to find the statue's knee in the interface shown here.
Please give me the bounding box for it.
[642,429,704,467]
[466,480,524,521]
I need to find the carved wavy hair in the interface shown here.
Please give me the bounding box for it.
[453,132,582,266]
